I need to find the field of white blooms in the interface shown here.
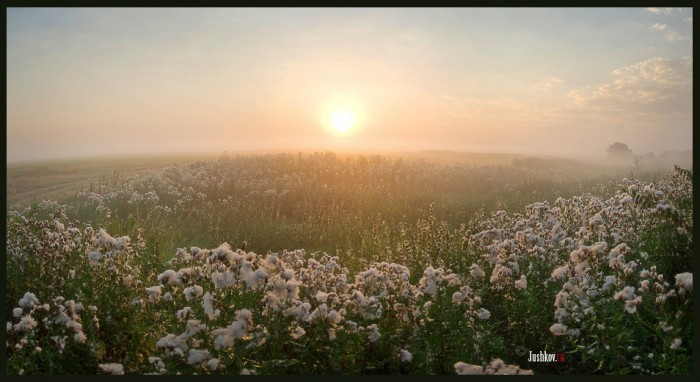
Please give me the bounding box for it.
[5,153,693,374]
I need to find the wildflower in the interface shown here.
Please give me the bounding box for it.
[184,319,207,338]
[207,358,220,371]
[146,285,162,303]
[614,286,636,301]
[567,328,581,338]
[659,321,673,333]
[177,307,192,322]
[315,291,329,303]
[74,331,87,343]
[14,315,38,332]
[327,309,344,324]
[156,333,189,352]
[675,272,692,294]
[230,309,253,338]
[589,213,603,226]
[158,269,183,288]
[470,264,485,279]
[455,362,484,375]
[400,349,413,362]
[367,324,381,342]
[183,285,204,301]
[514,275,527,290]
[550,323,568,336]
[244,268,268,290]
[670,338,682,350]
[188,348,211,365]
[290,326,306,339]
[601,275,617,291]
[211,270,236,289]
[18,292,39,308]
[148,356,166,374]
[551,266,568,280]
[477,308,491,320]
[419,266,443,295]
[554,291,570,308]
[98,363,124,375]
[203,292,219,320]
[12,308,22,318]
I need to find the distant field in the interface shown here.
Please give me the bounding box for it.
[8,149,688,209]
[6,153,224,206]
[6,150,533,207]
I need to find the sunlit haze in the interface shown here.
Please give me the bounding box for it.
[7,7,693,163]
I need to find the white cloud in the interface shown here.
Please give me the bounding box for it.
[529,77,565,92]
[566,56,692,113]
[650,23,669,31]
[649,23,689,42]
[646,7,675,15]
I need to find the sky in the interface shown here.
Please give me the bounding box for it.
[6,7,693,162]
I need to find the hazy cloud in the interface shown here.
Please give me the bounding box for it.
[646,7,676,15]
[650,23,669,31]
[529,77,565,92]
[649,23,690,42]
[566,56,692,113]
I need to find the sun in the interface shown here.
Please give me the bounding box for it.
[331,111,354,132]
[319,93,366,137]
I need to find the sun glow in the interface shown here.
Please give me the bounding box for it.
[331,111,354,132]
[319,93,366,137]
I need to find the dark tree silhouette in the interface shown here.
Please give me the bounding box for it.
[607,142,633,159]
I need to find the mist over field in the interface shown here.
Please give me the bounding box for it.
[5,7,693,376]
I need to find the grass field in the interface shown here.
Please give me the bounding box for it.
[5,151,693,375]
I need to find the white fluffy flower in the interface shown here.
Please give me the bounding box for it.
[367,324,381,342]
[400,349,413,362]
[12,308,23,318]
[477,308,491,320]
[187,348,211,365]
[614,286,636,301]
[675,272,692,294]
[455,361,484,375]
[551,266,568,280]
[18,292,39,308]
[469,264,485,279]
[158,269,183,288]
[13,315,38,332]
[98,363,124,375]
[549,323,568,336]
[203,292,218,320]
[183,285,204,301]
[514,275,527,290]
[146,285,162,303]
[290,326,306,339]
[659,321,673,333]
[670,338,682,350]
[206,358,220,371]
